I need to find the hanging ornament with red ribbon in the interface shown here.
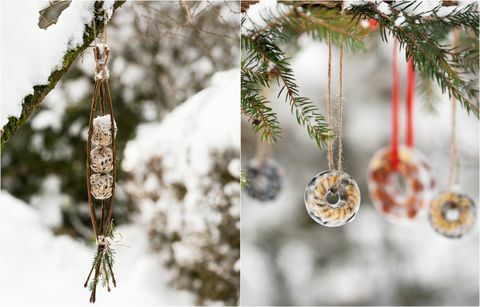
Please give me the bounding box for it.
[367,39,434,222]
[428,30,476,238]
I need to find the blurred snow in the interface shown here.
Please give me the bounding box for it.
[0,1,105,127]
[123,69,240,304]
[123,69,240,182]
[241,34,479,306]
[0,190,195,306]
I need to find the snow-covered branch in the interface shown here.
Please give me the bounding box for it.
[0,1,125,150]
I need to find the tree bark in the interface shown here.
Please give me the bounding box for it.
[0,1,125,150]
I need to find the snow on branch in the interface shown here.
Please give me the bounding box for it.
[0,1,125,150]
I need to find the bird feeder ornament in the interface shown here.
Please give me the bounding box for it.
[429,191,476,238]
[304,34,361,227]
[367,39,434,222]
[84,14,118,303]
[245,158,282,202]
[428,30,477,239]
[245,121,283,202]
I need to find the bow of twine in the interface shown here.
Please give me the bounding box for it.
[97,231,129,249]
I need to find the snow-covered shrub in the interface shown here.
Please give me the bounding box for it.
[123,70,240,304]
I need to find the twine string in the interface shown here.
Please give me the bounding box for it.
[449,29,461,189]
[337,39,344,172]
[93,13,110,82]
[326,31,334,171]
[326,33,345,172]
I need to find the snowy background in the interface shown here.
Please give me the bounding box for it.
[240,4,479,306]
[1,1,239,306]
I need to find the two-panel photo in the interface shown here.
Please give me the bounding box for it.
[0,0,478,306]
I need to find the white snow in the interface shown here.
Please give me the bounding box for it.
[30,174,65,228]
[242,0,291,35]
[395,0,442,16]
[0,1,96,128]
[123,69,240,183]
[394,13,406,27]
[94,114,116,130]
[436,6,458,17]
[0,190,195,306]
[377,2,392,15]
[343,0,368,10]
[122,69,240,303]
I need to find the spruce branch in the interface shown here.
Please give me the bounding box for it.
[241,65,281,143]
[243,33,331,147]
[241,2,369,147]
[347,1,479,117]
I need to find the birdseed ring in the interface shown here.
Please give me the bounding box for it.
[245,158,282,202]
[304,170,361,227]
[429,191,476,238]
[367,146,434,221]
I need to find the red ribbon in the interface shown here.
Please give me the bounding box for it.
[391,39,415,170]
[406,58,415,148]
[392,40,400,170]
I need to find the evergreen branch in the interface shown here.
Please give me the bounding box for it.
[244,4,366,51]
[241,2,368,147]
[242,34,330,147]
[241,66,281,143]
[348,2,479,117]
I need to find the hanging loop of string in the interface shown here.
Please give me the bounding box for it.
[337,39,344,172]
[326,31,334,171]
[93,13,110,82]
[326,33,345,172]
[449,29,461,189]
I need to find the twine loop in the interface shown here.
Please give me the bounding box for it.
[326,32,345,172]
[449,29,461,189]
[93,12,110,81]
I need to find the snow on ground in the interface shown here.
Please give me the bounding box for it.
[0,1,112,127]
[0,190,195,307]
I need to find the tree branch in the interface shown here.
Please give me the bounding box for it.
[0,1,125,150]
